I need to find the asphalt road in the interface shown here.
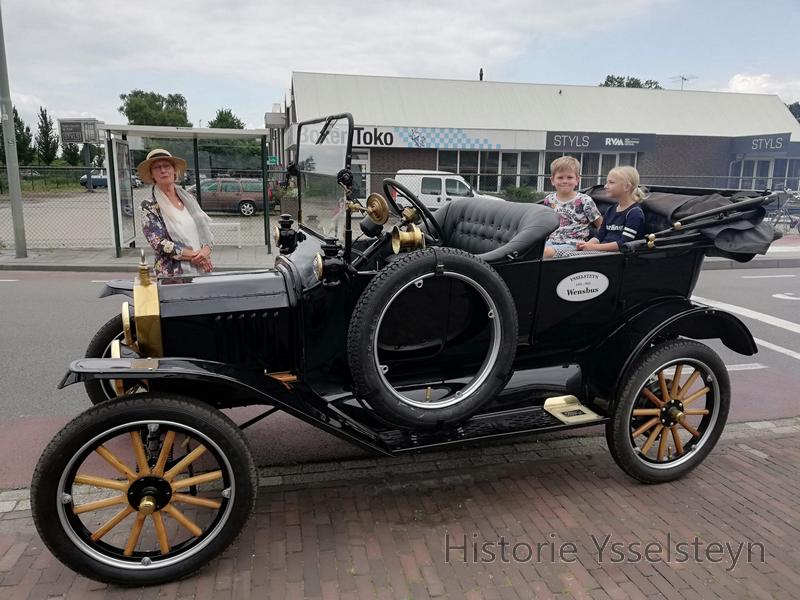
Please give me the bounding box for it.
[0,267,798,488]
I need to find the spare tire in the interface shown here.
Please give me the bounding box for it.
[347,247,517,427]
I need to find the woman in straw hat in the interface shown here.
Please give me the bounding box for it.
[138,149,214,275]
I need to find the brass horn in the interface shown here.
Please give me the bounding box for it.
[391,223,425,254]
[347,193,390,225]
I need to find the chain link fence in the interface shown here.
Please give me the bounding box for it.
[3,166,798,251]
[0,166,289,250]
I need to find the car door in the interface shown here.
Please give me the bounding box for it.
[200,179,222,211]
[219,179,243,213]
[418,176,443,210]
[445,177,473,203]
[241,180,265,211]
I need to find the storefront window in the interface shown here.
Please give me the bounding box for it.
[581,153,600,187]
[601,154,616,178]
[438,151,458,173]
[741,160,755,189]
[728,161,742,188]
[460,151,479,187]
[788,159,800,190]
[501,153,519,190]
[771,159,787,189]
[618,153,636,167]
[520,152,539,188]
[754,160,770,190]
[479,151,499,192]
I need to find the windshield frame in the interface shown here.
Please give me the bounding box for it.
[295,113,355,240]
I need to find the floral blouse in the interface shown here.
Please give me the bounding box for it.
[141,196,188,276]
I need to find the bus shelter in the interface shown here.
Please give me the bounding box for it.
[99,124,282,257]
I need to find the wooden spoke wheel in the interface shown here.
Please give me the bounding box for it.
[607,339,730,483]
[31,394,257,586]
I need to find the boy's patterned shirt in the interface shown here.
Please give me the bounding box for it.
[543,192,602,244]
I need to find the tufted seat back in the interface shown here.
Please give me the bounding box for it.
[433,199,559,263]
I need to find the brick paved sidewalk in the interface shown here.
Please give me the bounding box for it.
[0,421,798,599]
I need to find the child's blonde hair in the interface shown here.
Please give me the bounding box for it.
[550,156,581,177]
[608,166,647,202]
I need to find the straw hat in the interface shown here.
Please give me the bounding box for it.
[137,148,188,184]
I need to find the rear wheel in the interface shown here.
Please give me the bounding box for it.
[239,200,256,217]
[31,394,257,586]
[607,339,730,483]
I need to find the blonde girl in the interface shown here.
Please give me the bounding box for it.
[577,166,646,252]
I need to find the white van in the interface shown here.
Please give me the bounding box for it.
[393,170,503,211]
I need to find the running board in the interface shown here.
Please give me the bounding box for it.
[379,404,609,453]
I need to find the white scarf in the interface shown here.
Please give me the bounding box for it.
[152,185,214,252]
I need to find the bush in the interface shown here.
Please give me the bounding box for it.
[498,186,547,203]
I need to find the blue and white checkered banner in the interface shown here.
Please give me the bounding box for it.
[351,125,547,150]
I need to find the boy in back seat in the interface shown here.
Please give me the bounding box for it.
[542,156,603,258]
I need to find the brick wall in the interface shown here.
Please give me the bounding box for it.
[365,148,437,194]
[637,135,734,187]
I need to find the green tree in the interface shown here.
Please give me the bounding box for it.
[207,108,245,129]
[61,142,81,165]
[600,75,662,89]
[35,106,60,165]
[788,102,800,123]
[118,90,192,126]
[0,107,35,164]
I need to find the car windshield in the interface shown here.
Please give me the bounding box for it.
[296,116,351,239]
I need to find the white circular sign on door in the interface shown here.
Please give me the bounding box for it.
[556,271,610,302]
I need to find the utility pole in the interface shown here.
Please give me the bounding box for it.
[0,1,27,256]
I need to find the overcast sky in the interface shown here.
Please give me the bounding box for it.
[4,0,799,134]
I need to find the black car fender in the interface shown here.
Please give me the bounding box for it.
[98,279,134,299]
[58,356,392,455]
[582,297,756,401]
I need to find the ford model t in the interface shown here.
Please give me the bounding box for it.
[31,114,778,585]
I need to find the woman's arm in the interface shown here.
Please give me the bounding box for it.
[141,203,188,259]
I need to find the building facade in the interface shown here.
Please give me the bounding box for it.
[284,72,800,198]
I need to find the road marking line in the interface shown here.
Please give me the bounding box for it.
[662,363,766,376]
[726,363,768,371]
[772,293,800,301]
[741,274,796,279]
[692,295,800,335]
[754,338,800,362]
[90,280,110,283]
[0,279,19,282]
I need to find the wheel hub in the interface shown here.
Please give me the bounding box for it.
[127,476,173,512]
[660,400,685,427]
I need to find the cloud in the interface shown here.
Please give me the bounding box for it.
[4,0,666,130]
[723,73,800,104]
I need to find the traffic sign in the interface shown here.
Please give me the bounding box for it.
[267,155,279,166]
[58,119,102,144]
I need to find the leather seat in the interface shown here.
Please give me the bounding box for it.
[433,199,559,263]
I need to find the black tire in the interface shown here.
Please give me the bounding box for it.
[238,200,256,217]
[348,247,517,427]
[31,394,257,586]
[606,339,730,483]
[84,314,125,405]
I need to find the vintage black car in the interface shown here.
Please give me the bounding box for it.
[31,114,778,586]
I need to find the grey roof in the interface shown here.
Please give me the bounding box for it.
[292,72,800,140]
[98,124,273,140]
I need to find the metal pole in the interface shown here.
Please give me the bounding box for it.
[193,137,201,206]
[83,143,94,191]
[0,2,26,257]
[261,134,271,252]
[106,132,122,258]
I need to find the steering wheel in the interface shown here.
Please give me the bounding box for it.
[382,178,444,243]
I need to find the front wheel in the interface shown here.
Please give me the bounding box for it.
[606,339,730,483]
[31,394,257,586]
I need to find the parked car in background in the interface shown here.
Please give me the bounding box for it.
[80,170,142,189]
[393,169,504,211]
[187,177,275,216]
